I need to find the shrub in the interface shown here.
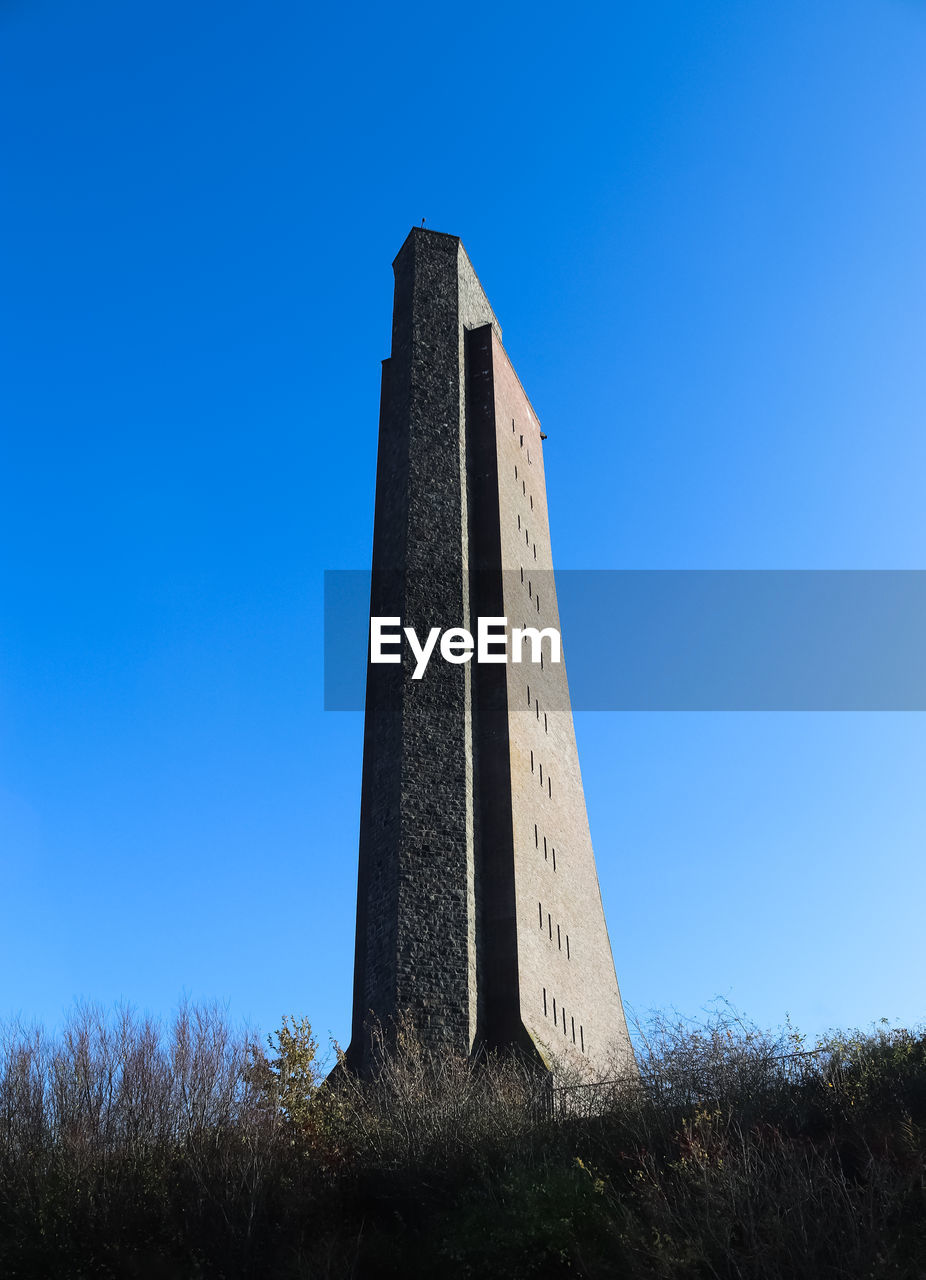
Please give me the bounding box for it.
[1,1002,924,1278]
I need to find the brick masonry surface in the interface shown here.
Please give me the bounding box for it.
[346,229,635,1079]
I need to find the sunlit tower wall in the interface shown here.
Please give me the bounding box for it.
[346,228,635,1079]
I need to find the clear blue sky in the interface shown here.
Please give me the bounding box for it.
[2,0,925,1050]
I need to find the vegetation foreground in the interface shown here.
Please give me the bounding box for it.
[1,1003,924,1278]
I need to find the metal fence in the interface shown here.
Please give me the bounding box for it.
[539,1048,834,1121]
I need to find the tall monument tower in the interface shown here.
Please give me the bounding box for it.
[346,228,634,1078]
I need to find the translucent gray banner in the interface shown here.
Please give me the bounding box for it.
[324,570,926,711]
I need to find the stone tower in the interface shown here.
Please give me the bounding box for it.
[346,228,635,1078]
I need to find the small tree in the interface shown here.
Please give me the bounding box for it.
[261,1016,321,1128]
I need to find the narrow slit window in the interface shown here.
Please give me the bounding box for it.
[527,683,531,705]
[535,699,539,719]
[566,934,570,959]
[557,924,561,950]
[526,529,530,546]
[533,543,537,560]
[548,913,552,939]
[553,997,557,1021]
[530,750,534,773]
[543,988,547,1016]
[520,566,524,582]
[530,494,534,510]
[580,1025,584,1053]
[539,762,543,785]
[543,836,547,858]
[520,434,523,447]
[536,594,540,613]
[540,652,544,670]
[548,777,552,798]
[544,713,548,734]
[518,513,521,530]
[552,847,556,871]
[538,901,543,927]
[527,447,531,464]
[512,418,516,433]
[534,823,538,848]
[515,464,518,480]
[523,480,526,495]
[528,579,532,598]
[562,1008,567,1034]
[571,1017,576,1044]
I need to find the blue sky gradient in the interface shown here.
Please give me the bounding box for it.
[2,0,925,1049]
